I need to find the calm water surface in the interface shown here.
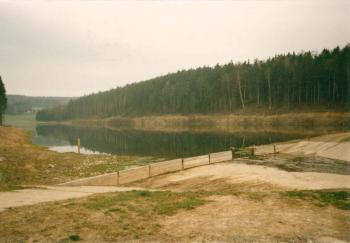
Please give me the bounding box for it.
[28,124,344,159]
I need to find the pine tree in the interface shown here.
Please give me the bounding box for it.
[0,76,7,125]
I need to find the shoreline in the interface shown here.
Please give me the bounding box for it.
[58,112,350,134]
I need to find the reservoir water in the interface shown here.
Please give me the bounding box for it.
[33,124,342,159]
[5,115,347,159]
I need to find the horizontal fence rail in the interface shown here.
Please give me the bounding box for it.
[183,155,209,169]
[149,159,183,177]
[59,172,119,187]
[61,150,235,186]
[118,165,149,185]
[210,151,233,164]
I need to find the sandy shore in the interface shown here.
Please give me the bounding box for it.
[256,132,350,162]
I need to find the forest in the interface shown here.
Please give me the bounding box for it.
[37,45,350,121]
[6,95,73,115]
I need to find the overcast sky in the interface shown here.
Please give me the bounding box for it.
[1,0,349,97]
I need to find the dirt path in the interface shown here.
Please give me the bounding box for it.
[0,186,147,212]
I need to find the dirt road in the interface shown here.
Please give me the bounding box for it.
[0,186,146,212]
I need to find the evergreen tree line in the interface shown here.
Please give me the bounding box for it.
[37,46,350,121]
[0,76,7,125]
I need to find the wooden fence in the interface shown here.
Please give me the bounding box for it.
[61,150,234,186]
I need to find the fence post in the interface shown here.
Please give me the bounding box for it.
[273,144,277,154]
[148,164,151,177]
[77,138,81,154]
[208,154,211,164]
[251,145,255,156]
[181,158,184,170]
[117,171,120,186]
[231,147,235,160]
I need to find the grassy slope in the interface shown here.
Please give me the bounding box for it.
[0,126,153,190]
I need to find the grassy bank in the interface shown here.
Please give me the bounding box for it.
[0,126,153,190]
[72,112,350,134]
[0,190,209,242]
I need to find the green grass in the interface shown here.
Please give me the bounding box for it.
[282,190,350,210]
[68,234,80,241]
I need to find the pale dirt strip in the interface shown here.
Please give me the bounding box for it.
[0,186,149,212]
[143,162,350,191]
[255,132,350,162]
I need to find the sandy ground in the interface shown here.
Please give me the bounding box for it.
[159,195,350,242]
[138,132,350,192]
[2,160,349,212]
[133,161,350,191]
[0,186,146,212]
[256,132,350,162]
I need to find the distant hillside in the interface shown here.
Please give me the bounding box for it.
[37,45,350,121]
[6,95,73,115]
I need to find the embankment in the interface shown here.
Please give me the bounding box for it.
[71,112,350,133]
[256,132,350,162]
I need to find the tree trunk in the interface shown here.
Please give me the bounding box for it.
[243,79,246,102]
[317,80,320,105]
[267,69,272,110]
[333,72,336,102]
[237,70,245,110]
[313,85,316,105]
[305,84,308,105]
[257,84,260,106]
[287,79,290,108]
[298,80,301,105]
[347,68,350,109]
[328,73,331,100]
[226,75,233,112]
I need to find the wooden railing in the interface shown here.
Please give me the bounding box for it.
[61,150,233,186]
